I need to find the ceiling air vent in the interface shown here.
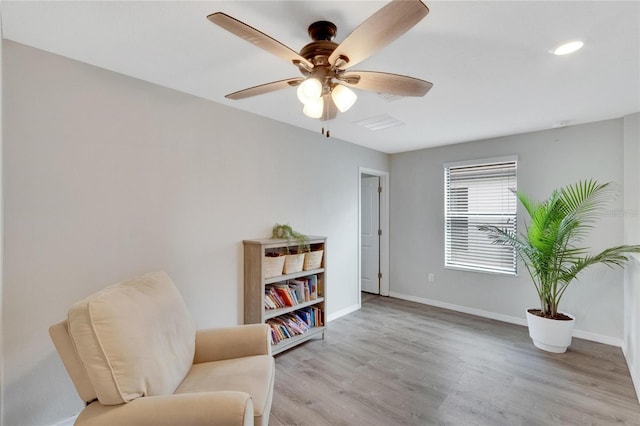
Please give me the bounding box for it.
[377,92,404,102]
[353,114,405,131]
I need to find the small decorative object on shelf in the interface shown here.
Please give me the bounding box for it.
[303,249,324,271]
[263,253,285,278]
[244,236,326,355]
[271,224,318,274]
[271,224,310,253]
[283,252,305,274]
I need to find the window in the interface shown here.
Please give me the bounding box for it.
[444,157,517,275]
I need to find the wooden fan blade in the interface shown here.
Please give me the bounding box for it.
[328,0,429,70]
[208,12,314,70]
[322,94,338,121]
[340,71,432,97]
[225,78,304,100]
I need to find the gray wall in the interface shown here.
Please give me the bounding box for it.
[1,40,389,426]
[623,112,640,402]
[390,119,629,343]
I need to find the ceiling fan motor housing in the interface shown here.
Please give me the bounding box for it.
[299,20,346,88]
[299,40,338,65]
[308,21,337,41]
[300,21,340,66]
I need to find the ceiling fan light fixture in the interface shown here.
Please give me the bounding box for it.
[552,40,584,56]
[331,84,358,112]
[209,1,432,122]
[297,78,323,104]
[303,97,324,118]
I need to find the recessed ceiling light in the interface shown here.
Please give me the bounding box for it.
[552,40,584,56]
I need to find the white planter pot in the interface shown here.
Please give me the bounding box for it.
[526,310,575,353]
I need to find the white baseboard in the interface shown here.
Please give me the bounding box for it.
[327,303,360,322]
[622,345,640,404]
[572,329,623,347]
[51,415,78,426]
[389,292,623,347]
[389,291,528,326]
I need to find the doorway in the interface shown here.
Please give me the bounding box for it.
[358,168,389,302]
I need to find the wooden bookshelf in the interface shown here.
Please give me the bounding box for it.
[244,236,326,355]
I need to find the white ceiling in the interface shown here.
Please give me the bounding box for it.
[2,1,639,153]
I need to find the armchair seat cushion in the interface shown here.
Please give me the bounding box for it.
[175,355,275,421]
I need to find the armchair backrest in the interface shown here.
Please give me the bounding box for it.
[49,319,97,404]
[50,271,196,406]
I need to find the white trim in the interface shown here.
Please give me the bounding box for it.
[0,17,4,422]
[445,263,517,277]
[327,303,360,322]
[443,155,519,169]
[572,329,623,347]
[622,345,640,404]
[389,291,528,326]
[358,167,390,298]
[51,414,78,426]
[389,292,623,347]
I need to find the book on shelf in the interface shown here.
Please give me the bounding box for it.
[304,282,310,301]
[287,284,301,304]
[290,276,318,301]
[272,284,296,307]
[264,294,277,309]
[299,306,323,327]
[307,275,318,300]
[265,306,323,345]
[264,276,320,310]
[264,287,285,309]
[289,279,306,303]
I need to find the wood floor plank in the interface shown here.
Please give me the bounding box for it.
[270,295,640,425]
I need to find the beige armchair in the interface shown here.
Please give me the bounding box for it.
[49,271,275,426]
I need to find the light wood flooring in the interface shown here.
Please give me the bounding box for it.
[269,294,640,426]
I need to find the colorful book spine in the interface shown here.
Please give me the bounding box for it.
[266,306,323,345]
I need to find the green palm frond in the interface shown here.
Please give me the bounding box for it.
[564,245,640,280]
[514,190,540,219]
[557,179,612,241]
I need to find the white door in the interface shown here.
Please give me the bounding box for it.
[361,175,380,294]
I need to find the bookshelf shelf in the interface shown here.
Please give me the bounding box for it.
[272,326,325,354]
[264,268,324,285]
[244,236,327,355]
[264,297,325,320]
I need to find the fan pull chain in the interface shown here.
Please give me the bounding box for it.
[321,125,331,138]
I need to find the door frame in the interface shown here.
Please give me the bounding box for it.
[358,167,390,304]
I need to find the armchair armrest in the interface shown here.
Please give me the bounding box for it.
[76,391,253,426]
[194,324,271,363]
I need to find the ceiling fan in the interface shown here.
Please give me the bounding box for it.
[207,0,433,124]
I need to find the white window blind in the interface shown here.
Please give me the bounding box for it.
[444,158,517,275]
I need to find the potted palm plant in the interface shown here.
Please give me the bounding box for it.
[480,179,640,353]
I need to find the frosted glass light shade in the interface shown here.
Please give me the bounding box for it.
[297,78,323,104]
[303,97,324,118]
[552,40,584,56]
[331,84,357,112]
